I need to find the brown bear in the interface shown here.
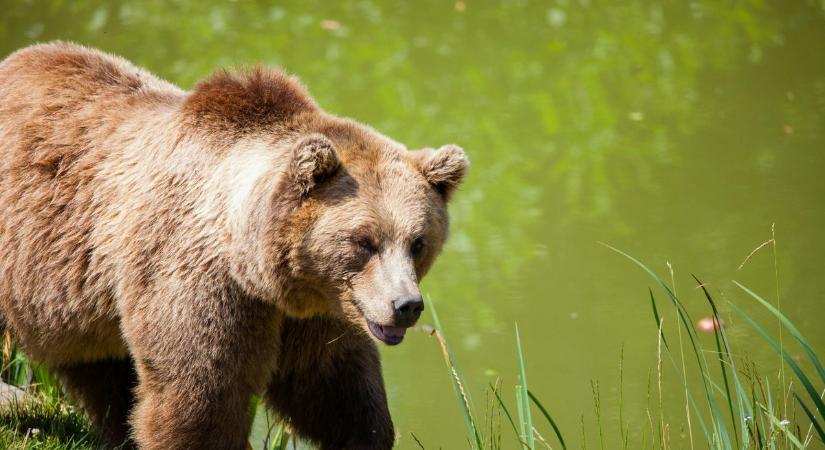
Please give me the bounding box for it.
[0,42,468,450]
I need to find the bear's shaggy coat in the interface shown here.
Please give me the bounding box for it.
[0,42,467,449]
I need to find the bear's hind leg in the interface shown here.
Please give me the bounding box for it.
[58,358,138,449]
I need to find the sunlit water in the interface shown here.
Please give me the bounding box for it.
[2,1,824,448]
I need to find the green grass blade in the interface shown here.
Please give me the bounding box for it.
[527,390,566,450]
[269,423,287,450]
[764,377,776,450]
[793,391,825,444]
[427,296,483,450]
[733,281,825,384]
[516,387,530,449]
[710,312,739,447]
[601,243,678,303]
[730,302,825,423]
[515,323,535,450]
[757,402,805,449]
[748,380,766,449]
[648,289,669,351]
[650,287,717,444]
[490,383,528,448]
[662,339,715,444]
[604,243,732,447]
[693,275,750,448]
[685,382,714,445]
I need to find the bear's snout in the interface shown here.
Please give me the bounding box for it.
[391,295,424,328]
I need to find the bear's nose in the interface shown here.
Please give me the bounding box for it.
[392,295,424,327]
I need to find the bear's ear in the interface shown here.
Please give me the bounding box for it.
[413,144,469,199]
[289,134,340,196]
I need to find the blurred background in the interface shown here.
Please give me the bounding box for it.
[1,1,824,448]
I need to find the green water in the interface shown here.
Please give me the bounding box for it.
[2,1,824,448]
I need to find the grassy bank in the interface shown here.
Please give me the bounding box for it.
[0,397,99,450]
[0,338,99,449]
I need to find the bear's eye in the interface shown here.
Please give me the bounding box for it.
[352,235,378,257]
[410,238,426,258]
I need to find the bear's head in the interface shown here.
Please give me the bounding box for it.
[187,69,468,345]
[274,121,468,345]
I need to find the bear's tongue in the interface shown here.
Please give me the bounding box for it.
[381,325,406,338]
[368,322,406,345]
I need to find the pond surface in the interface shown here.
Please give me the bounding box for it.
[2,1,824,448]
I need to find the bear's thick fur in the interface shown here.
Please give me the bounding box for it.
[0,42,467,449]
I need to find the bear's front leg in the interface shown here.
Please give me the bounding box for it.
[123,290,282,450]
[265,316,394,450]
[131,370,252,450]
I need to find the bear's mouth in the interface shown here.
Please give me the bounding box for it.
[367,321,407,346]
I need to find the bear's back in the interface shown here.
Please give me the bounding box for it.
[0,42,185,176]
[0,42,182,107]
